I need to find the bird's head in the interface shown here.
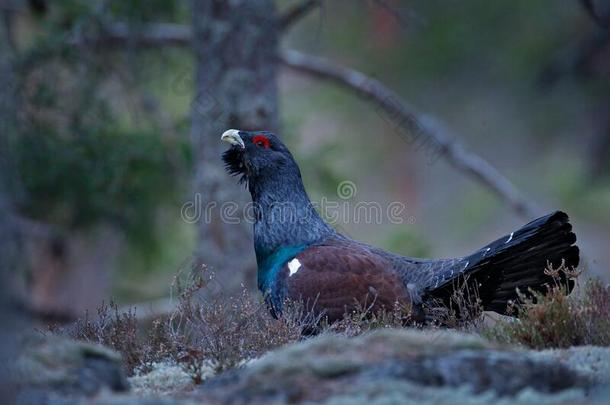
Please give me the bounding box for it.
[221,128,335,254]
[221,129,301,186]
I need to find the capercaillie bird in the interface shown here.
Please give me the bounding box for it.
[221,129,579,323]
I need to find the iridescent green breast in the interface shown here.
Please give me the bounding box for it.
[256,244,307,296]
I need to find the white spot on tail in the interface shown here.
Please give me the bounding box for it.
[288,258,301,277]
[505,232,514,244]
[483,247,491,256]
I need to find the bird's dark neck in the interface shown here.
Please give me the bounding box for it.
[249,170,335,270]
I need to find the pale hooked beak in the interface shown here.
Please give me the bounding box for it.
[221,129,245,149]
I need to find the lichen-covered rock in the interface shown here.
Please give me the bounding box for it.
[128,362,195,397]
[194,329,597,404]
[534,346,610,385]
[14,334,128,401]
[15,329,610,405]
[316,381,589,405]
[31,393,200,405]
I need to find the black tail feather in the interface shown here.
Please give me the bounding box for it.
[429,211,579,315]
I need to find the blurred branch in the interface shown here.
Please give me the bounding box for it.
[279,49,539,219]
[279,0,320,32]
[69,22,191,48]
[64,22,538,218]
[66,1,321,49]
[66,0,321,48]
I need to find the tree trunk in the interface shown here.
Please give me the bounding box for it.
[0,9,21,283]
[0,11,27,401]
[189,0,279,290]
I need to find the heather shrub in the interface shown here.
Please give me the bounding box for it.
[423,275,485,331]
[165,269,311,379]
[48,301,145,374]
[320,297,419,337]
[51,262,608,384]
[52,266,311,381]
[484,266,610,349]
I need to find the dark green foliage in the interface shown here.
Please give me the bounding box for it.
[108,0,186,22]
[15,130,183,243]
[12,0,191,253]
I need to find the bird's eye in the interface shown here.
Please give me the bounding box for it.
[252,135,270,149]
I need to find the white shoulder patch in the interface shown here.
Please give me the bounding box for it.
[287,258,302,277]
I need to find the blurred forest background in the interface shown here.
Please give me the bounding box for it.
[1,0,609,322]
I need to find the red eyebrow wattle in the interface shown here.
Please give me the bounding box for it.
[253,134,270,148]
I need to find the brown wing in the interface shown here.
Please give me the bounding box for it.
[281,243,411,323]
